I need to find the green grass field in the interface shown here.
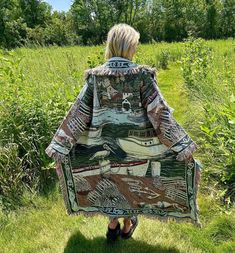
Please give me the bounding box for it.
[0,40,235,253]
[1,187,235,253]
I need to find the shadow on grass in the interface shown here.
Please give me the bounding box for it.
[64,230,180,253]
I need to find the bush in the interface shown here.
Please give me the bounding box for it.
[180,37,214,99]
[0,51,57,212]
[3,18,28,48]
[158,49,170,69]
[180,37,235,205]
[200,100,235,203]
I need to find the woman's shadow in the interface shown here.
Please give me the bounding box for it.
[64,230,180,253]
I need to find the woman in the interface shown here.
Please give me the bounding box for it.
[45,23,201,244]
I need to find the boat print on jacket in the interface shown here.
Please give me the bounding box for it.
[45,56,202,227]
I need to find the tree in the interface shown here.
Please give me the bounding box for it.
[71,0,147,45]
[203,0,221,39]
[18,0,52,28]
[4,17,27,48]
[0,0,17,47]
[161,0,188,42]
[220,0,235,38]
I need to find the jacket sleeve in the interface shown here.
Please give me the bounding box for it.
[45,74,93,163]
[140,68,197,161]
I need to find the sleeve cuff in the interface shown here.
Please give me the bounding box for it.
[176,141,198,161]
[45,145,66,163]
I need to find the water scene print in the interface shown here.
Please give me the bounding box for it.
[49,58,201,226]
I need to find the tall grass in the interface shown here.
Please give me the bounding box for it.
[0,40,234,211]
[180,37,235,205]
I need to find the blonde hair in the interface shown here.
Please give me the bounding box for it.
[105,23,140,60]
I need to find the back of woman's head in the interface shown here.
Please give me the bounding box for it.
[105,23,140,60]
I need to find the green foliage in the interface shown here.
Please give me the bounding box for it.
[180,37,214,99]
[4,18,28,48]
[0,51,57,211]
[181,37,235,205]
[0,0,235,49]
[87,50,104,68]
[0,143,25,211]
[158,49,170,70]
[18,0,52,28]
[26,12,80,47]
[220,0,235,38]
[200,101,235,203]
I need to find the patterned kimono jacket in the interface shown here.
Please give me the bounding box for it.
[45,56,202,227]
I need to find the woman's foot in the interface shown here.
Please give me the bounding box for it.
[106,218,121,244]
[122,217,133,233]
[120,216,138,239]
[108,218,119,229]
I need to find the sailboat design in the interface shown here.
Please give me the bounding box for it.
[117,129,168,159]
[72,159,150,177]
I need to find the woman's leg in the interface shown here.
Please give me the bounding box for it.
[106,216,121,243]
[108,216,120,229]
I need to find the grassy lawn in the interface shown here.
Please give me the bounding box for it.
[1,185,235,253]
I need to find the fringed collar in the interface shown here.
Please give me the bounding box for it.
[84,56,156,80]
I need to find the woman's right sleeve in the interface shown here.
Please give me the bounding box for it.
[45,74,94,163]
[140,68,197,161]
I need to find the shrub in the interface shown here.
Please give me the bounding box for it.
[180,37,235,205]
[180,37,214,99]
[0,51,57,211]
[158,49,170,69]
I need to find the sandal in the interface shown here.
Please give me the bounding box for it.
[120,216,138,239]
[106,221,121,243]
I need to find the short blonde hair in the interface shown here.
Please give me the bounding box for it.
[105,23,140,60]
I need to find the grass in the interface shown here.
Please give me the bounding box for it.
[0,184,235,253]
[0,40,235,252]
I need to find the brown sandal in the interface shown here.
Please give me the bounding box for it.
[120,216,138,239]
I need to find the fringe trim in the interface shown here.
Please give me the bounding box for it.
[45,145,66,163]
[67,210,203,228]
[84,64,157,80]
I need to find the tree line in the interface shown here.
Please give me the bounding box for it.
[0,0,234,48]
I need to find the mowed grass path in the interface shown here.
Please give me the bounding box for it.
[1,41,235,253]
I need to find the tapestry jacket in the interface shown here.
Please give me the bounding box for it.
[43,56,201,226]
[45,56,197,164]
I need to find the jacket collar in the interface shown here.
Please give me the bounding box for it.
[84,56,156,79]
[104,56,138,69]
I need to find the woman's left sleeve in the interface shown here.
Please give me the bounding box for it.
[45,75,93,163]
[141,68,198,161]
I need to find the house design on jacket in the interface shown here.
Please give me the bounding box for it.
[45,57,200,225]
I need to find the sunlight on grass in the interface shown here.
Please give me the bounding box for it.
[1,188,234,253]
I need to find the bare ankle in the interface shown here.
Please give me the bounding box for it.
[108,218,119,229]
[123,218,132,225]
